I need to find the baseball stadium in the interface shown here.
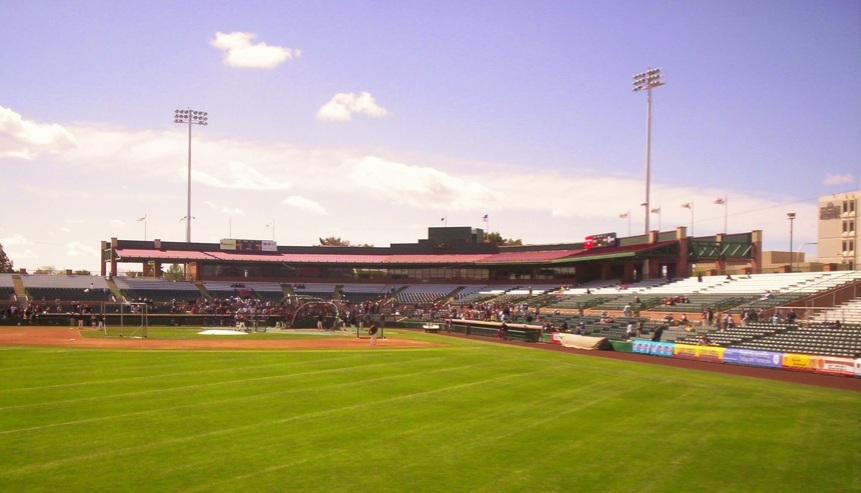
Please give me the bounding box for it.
[1,224,860,493]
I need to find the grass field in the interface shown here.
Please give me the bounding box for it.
[1,330,859,492]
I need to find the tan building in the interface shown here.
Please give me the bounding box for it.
[818,186,859,269]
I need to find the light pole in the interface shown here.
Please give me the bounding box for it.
[633,68,665,234]
[787,212,796,271]
[174,108,208,242]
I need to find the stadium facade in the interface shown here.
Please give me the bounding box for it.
[102,226,762,284]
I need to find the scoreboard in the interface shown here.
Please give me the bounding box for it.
[584,233,617,249]
[220,239,278,252]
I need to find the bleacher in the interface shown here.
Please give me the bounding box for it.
[21,274,112,302]
[731,322,861,358]
[396,284,460,305]
[114,277,201,302]
[291,283,337,300]
[0,274,16,301]
[199,281,284,301]
[338,284,399,304]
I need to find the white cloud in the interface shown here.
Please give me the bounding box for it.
[191,161,292,190]
[209,31,299,68]
[822,173,854,186]
[0,104,78,159]
[283,195,327,215]
[60,228,71,233]
[8,249,38,260]
[0,233,32,246]
[316,92,388,121]
[66,242,99,257]
[222,207,245,216]
[551,208,570,217]
[110,219,125,227]
[349,156,501,211]
[203,200,218,209]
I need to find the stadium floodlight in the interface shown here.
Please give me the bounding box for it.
[173,108,208,243]
[787,212,796,271]
[632,68,665,234]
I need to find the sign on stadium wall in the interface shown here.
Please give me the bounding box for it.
[814,356,856,377]
[855,359,861,378]
[781,353,821,372]
[220,239,278,252]
[632,340,675,357]
[723,348,782,369]
[673,344,725,362]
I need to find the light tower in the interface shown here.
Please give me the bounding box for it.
[174,108,208,242]
[633,68,665,234]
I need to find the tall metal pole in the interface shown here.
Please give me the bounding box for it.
[645,88,652,234]
[174,108,208,243]
[633,68,665,235]
[187,119,192,243]
[788,213,796,271]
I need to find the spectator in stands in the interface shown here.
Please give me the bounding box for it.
[622,304,632,317]
[786,311,797,323]
[626,323,634,339]
[651,325,664,342]
[560,320,569,333]
[680,313,689,324]
[761,290,773,301]
[830,320,842,330]
[636,320,644,337]
[771,312,780,324]
[722,313,733,331]
[575,322,585,335]
[698,334,711,346]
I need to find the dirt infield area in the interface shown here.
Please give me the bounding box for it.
[0,328,435,350]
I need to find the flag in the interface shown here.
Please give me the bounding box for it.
[440,217,445,221]
[681,203,691,209]
[266,222,273,228]
[714,198,725,205]
[137,215,147,221]
[482,214,488,222]
[619,212,628,218]
[179,217,186,223]
[651,207,661,214]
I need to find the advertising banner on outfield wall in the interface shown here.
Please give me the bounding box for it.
[723,349,782,369]
[781,353,821,372]
[632,340,652,354]
[550,332,564,345]
[650,342,676,357]
[814,356,856,377]
[673,344,725,362]
[631,341,675,357]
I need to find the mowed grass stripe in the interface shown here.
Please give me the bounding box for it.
[0,350,456,411]
[0,359,485,436]
[1,363,553,479]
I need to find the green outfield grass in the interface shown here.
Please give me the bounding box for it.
[1,332,859,492]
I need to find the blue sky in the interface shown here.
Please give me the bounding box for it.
[1,1,859,271]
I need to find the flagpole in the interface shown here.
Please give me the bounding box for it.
[144,218,147,241]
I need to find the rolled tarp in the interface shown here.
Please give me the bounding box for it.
[559,334,610,350]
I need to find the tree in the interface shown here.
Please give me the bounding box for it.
[73,269,91,275]
[164,264,185,281]
[0,243,13,273]
[34,265,57,275]
[319,237,351,246]
[318,237,373,247]
[484,232,522,246]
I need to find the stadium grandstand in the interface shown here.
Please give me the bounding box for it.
[2,225,860,359]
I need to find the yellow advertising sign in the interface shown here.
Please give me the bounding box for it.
[781,353,821,371]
